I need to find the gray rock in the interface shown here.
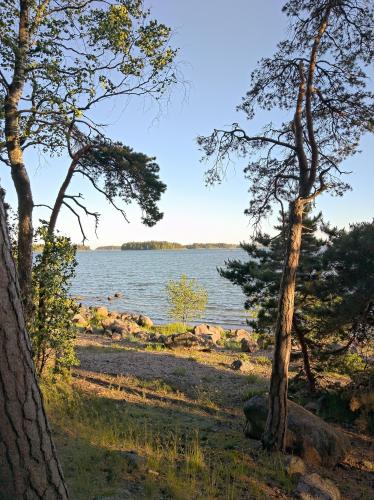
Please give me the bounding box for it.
[304,401,320,413]
[231,359,251,371]
[243,395,350,467]
[84,325,93,334]
[284,455,305,476]
[234,329,252,341]
[95,306,109,317]
[241,337,258,353]
[101,318,141,336]
[193,324,223,344]
[165,332,211,349]
[120,451,146,471]
[72,313,88,327]
[137,314,153,328]
[295,473,341,500]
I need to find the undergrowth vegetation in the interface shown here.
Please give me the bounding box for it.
[42,377,295,499]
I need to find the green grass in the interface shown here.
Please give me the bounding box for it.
[241,374,268,401]
[172,366,188,377]
[221,339,241,351]
[42,377,295,499]
[253,356,272,366]
[151,322,191,336]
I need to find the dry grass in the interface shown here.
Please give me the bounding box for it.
[41,326,374,499]
[42,375,293,499]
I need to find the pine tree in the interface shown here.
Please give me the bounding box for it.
[220,211,326,391]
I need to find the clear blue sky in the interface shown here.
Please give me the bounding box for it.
[2,0,373,247]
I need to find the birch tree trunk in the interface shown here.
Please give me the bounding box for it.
[262,199,304,451]
[0,188,69,499]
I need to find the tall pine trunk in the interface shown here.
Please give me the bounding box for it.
[262,199,304,451]
[0,189,69,499]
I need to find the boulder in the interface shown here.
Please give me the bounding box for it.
[295,473,341,500]
[234,329,252,341]
[137,314,153,328]
[114,292,123,298]
[164,332,211,349]
[231,359,251,371]
[120,451,146,471]
[193,324,223,344]
[284,455,305,476]
[108,310,120,318]
[72,313,88,327]
[243,395,350,467]
[304,401,320,414]
[84,325,93,335]
[95,306,109,317]
[241,337,258,353]
[101,318,140,336]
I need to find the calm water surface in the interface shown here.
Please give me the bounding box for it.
[71,249,248,328]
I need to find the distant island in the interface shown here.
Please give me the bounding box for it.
[118,241,240,250]
[33,243,90,252]
[96,245,122,251]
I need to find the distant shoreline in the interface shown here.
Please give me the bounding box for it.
[96,241,240,251]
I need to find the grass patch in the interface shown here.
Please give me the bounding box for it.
[221,339,241,351]
[253,356,272,366]
[145,342,166,352]
[172,366,188,377]
[241,374,268,401]
[42,377,294,499]
[151,322,190,336]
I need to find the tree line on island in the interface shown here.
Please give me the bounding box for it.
[97,241,240,250]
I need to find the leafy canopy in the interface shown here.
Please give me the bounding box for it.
[0,0,177,157]
[166,275,208,325]
[30,226,79,376]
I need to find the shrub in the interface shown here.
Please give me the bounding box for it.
[30,227,79,376]
[326,353,366,376]
[166,275,208,325]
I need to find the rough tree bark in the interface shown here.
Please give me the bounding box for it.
[262,199,305,450]
[293,315,316,393]
[0,188,69,499]
[4,0,34,320]
[261,8,332,450]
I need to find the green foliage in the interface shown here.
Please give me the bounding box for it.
[220,211,326,334]
[166,275,208,325]
[30,227,79,376]
[120,241,239,250]
[185,242,239,249]
[121,240,184,250]
[151,322,190,336]
[326,353,366,377]
[80,143,167,227]
[221,215,374,378]
[0,1,178,155]
[314,221,374,343]
[254,356,272,366]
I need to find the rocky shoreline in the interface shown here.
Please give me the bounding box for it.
[73,305,259,354]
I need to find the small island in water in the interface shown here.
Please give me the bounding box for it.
[96,241,240,250]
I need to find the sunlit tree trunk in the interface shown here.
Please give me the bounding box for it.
[262,199,304,451]
[0,188,69,499]
[4,0,33,320]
